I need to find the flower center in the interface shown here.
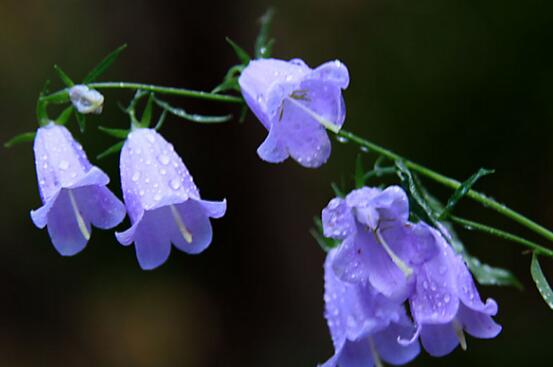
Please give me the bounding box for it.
[283,95,341,133]
[170,204,193,243]
[68,190,90,241]
[453,319,467,351]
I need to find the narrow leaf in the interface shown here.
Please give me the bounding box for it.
[98,126,129,139]
[97,141,124,160]
[154,109,168,131]
[212,78,240,94]
[311,217,340,252]
[440,168,494,219]
[4,132,36,148]
[331,182,345,198]
[238,104,248,123]
[140,93,154,128]
[531,253,553,310]
[74,111,86,132]
[354,154,365,188]
[56,105,74,125]
[53,65,74,87]
[255,7,276,58]
[82,44,127,84]
[225,37,250,64]
[155,99,232,124]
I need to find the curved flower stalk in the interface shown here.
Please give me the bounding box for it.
[31,123,126,255]
[239,58,349,168]
[116,128,226,270]
[321,185,501,361]
[321,250,420,367]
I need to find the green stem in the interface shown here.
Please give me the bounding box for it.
[450,215,553,257]
[41,82,244,104]
[336,129,553,243]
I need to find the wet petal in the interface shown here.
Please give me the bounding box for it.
[338,339,376,367]
[133,208,172,270]
[74,185,126,229]
[309,60,350,89]
[170,200,213,255]
[374,320,421,365]
[256,123,289,163]
[322,197,356,240]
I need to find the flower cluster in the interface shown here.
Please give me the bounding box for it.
[320,186,501,366]
[31,116,225,269]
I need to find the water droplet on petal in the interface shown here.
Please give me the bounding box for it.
[131,172,140,182]
[170,178,181,190]
[58,160,69,170]
[158,154,170,165]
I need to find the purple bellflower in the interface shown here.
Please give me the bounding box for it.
[116,128,226,270]
[322,186,436,301]
[406,225,501,357]
[239,58,349,168]
[321,250,420,367]
[31,122,126,255]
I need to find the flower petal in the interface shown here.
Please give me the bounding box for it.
[338,339,377,367]
[132,207,172,270]
[309,60,350,89]
[455,255,499,315]
[46,189,90,256]
[322,198,356,240]
[198,198,227,219]
[374,320,421,365]
[73,185,126,229]
[256,123,289,163]
[457,303,502,339]
[170,200,213,255]
[420,323,459,357]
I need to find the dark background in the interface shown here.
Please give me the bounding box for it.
[1,0,552,366]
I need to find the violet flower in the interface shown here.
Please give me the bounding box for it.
[239,58,349,168]
[31,122,126,255]
[322,186,436,301]
[116,128,226,270]
[321,250,420,367]
[407,225,502,357]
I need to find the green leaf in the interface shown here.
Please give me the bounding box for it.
[311,217,340,252]
[36,80,51,125]
[98,126,129,139]
[212,78,240,94]
[82,44,127,84]
[255,7,276,58]
[53,65,74,87]
[140,93,154,128]
[531,253,553,310]
[97,140,124,160]
[225,37,250,64]
[154,109,168,131]
[56,105,74,125]
[154,98,232,123]
[74,110,86,132]
[354,154,365,188]
[4,132,36,148]
[440,168,494,219]
[238,104,248,123]
[331,182,345,198]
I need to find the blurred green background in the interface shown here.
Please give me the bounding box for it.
[1,0,552,366]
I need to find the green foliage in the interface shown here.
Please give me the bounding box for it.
[56,105,74,125]
[331,182,345,198]
[255,8,276,58]
[98,126,129,139]
[531,253,553,309]
[97,140,124,160]
[139,93,155,128]
[354,154,365,188]
[310,217,340,252]
[225,37,250,64]
[74,110,86,132]
[4,132,36,148]
[53,65,74,87]
[82,44,127,84]
[154,98,232,123]
[440,168,494,219]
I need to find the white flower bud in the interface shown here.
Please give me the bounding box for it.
[69,85,104,114]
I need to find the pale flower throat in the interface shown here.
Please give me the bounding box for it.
[68,190,91,241]
[170,204,193,243]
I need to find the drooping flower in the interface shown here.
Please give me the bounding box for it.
[69,84,104,114]
[31,122,126,255]
[321,250,420,367]
[322,186,436,301]
[116,128,226,270]
[239,58,349,168]
[407,224,502,357]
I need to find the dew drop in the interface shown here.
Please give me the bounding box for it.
[336,136,349,144]
[170,178,181,190]
[154,193,162,201]
[158,154,170,165]
[58,160,69,170]
[131,172,140,182]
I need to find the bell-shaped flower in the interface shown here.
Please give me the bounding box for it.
[69,85,104,114]
[321,250,420,367]
[115,128,226,270]
[30,122,126,255]
[407,225,501,357]
[322,186,436,301]
[239,58,349,168]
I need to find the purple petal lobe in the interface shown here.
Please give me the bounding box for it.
[73,185,126,229]
[322,198,356,240]
[170,200,213,255]
[457,303,502,339]
[46,189,91,256]
[420,323,460,357]
[256,124,289,163]
[133,207,172,270]
[309,60,350,89]
[374,319,420,365]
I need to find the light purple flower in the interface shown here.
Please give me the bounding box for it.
[407,225,501,357]
[30,122,126,255]
[115,128,226,270]
[321,250,420,367]
[239,58,349,168]
[322,186,436,301]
